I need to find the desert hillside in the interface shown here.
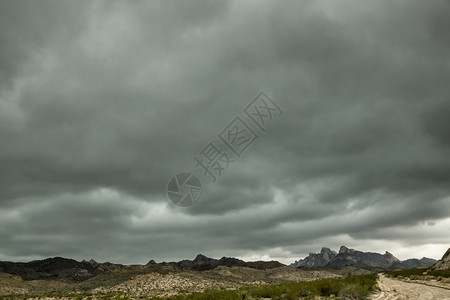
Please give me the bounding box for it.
[431,248,450,270]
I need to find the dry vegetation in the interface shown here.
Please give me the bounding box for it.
[0,265,344,299]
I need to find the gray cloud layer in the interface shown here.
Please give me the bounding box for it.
[0,0,449,264]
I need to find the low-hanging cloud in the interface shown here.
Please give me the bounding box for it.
[0,0,449,264]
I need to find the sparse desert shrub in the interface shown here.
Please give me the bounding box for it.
[338,283,369,299]
[161,274,377,300]
[385,267,450,280]
[0,274,378,300]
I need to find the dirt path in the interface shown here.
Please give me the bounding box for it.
[370,274,450,300]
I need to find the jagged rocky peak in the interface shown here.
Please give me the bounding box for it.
[81,259,98,265]
[194,254,211,262]
[291,246,432,269]
[146,259,157,265]
[290,247,338,268]
[339,245,353,253]
[321,247,334,253]
[320,247,337,259]
[384,251,399,262]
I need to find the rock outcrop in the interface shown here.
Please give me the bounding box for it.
[431,248,450,270]
[291,247,337,268]
[291,246,436,269]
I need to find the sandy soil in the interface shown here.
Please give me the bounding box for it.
[370,274,450,300]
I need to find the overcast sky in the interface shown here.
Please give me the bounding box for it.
[1,0,449,265]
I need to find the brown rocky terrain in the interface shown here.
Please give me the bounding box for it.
[92,266,339,298]
[0,264,339,298]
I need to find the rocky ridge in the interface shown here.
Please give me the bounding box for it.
[431,248,450,270]
[154,254,284,270]
[291,246,437,269]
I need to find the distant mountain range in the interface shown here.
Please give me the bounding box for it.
[290,246,437,269]
[150,254,284,271]
[0,246,444,282]
[0,255,284,281]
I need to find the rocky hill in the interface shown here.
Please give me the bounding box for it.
[331,246,400,268]
[431,248,450,270]
[0,257,123,281]
[291,247,337,267]
[390,257,438,269]
[291,246,436,269]
[153,254,284,270]
[155,254,244,271]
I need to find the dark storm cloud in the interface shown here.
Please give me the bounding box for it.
[0,0,449,263]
